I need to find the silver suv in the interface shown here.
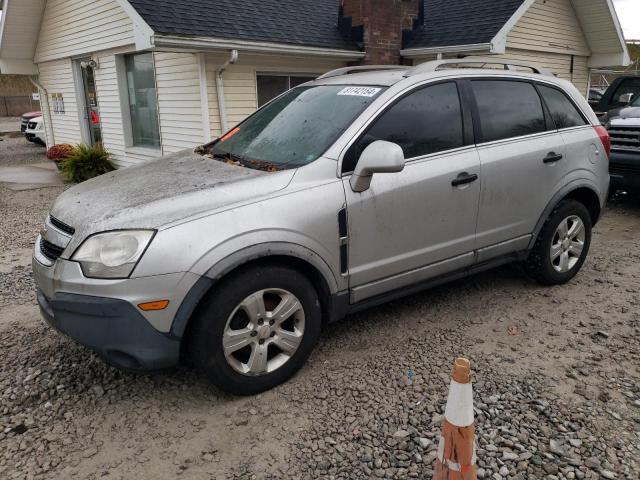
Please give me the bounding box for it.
[33,59,610,395]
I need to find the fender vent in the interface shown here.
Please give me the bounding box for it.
[338,208,348,275]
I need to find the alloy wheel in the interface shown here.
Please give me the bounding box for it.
[222,289,306,376]
[550,215,585,273]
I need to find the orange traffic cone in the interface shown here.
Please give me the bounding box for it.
[434,358,477,480]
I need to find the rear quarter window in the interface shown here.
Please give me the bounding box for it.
[471,80,546,143]
[538,85,587,129]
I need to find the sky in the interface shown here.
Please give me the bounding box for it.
[614,0,640,40]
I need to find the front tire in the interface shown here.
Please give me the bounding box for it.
[188,265,322,395]
[526,199,592,285]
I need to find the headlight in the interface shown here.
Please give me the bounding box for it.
[72,230,155,279]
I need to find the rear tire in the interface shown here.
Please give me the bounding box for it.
[188,265,322,395]
[525,199,592,285]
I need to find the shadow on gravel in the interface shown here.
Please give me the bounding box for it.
[607,190,640,214]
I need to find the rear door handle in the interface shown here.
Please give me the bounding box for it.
[543,152,564,164]
[451,172,478,187]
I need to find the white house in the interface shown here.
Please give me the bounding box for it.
[0,0,629,167]
[401,0,631,96]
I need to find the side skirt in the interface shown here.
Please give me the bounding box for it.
[327,251,528,324]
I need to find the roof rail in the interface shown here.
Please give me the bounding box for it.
[406,58,554,77]
[317,65,408,80]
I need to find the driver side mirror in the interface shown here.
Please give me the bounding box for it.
[350,140,405,193]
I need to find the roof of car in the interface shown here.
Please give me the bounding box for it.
[127,0,359,51]
[405,0,526,50]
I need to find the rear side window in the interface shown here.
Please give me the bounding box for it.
[538,85,587,129]
[343,82,464,172]
[471,80,546,143]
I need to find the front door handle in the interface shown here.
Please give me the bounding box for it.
[543,152,564,164]
[451,172,479,187]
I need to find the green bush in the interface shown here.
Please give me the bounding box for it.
[60,144,116,183]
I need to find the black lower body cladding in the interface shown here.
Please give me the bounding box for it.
[37,291,180,370]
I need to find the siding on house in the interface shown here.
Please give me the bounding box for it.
[93,47,159,167]
[506,0,590,56]
[93,50,209,166]
[498,49,589,95]
[37,59,82,146]
[154,52,205,154]
[410,0,591,95]
[205,54,346,138]
[502,0,590,94]
[35,0,135,63]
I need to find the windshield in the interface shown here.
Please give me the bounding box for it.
[207,85,386,169]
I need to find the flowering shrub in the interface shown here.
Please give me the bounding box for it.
[47,144,76,161]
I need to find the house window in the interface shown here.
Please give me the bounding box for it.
[256,73,317,107]
[124,53,160,149]
[52,93,65,114]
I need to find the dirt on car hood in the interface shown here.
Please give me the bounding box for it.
[50,149,295,243]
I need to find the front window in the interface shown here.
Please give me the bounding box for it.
[124,53,160,149]
[209,85,386,170]
[343,82,465,172]
[256,73,317,107]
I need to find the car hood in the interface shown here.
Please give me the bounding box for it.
[607,106,640,123]
[23,111,42,118]
[50,149,295,244]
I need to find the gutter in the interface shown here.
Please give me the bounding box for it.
[216,50,238,134]
[400,43,493,58]
[29,76,54,146]
[153,35,365,60]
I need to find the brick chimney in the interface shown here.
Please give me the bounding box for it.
[339,0,422,65]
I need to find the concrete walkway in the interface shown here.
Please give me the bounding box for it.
[0,161,65,191]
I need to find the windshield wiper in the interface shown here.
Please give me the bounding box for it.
[210,151,284,172]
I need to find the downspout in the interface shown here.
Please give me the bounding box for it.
[215,50,238,134]
[29,76,54,146]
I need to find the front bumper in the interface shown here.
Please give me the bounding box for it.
[32,246,202,370]
[38,290,180,370]
[610,151,640,192]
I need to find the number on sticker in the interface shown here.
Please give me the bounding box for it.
[337,87,382,97]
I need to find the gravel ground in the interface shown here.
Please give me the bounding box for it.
[0,168,638,479]
[0,134,47,167]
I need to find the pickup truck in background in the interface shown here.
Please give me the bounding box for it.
[603,93,640,193]
[593,76,640,120]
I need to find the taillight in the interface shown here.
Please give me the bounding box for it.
[593,125,611,158]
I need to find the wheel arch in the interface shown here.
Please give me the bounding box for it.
[170,243,340,341]
[528,183,603,251]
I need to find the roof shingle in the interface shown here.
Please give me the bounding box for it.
[404,0,526,50]
[127,0,359,51]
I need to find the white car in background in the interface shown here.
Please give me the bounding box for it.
[25,116,46,145]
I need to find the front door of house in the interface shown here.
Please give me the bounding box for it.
[78,61,102,146]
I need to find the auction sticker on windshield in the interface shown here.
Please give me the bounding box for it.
[337,87,382,97]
